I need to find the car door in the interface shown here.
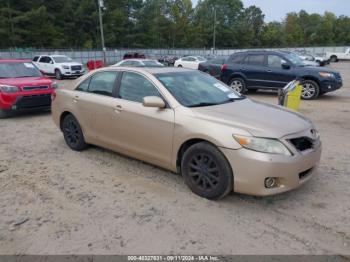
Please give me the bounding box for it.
[266,54,296,88]
[46,57,55,74]
[72,71,119,143]
[111,71,174,168]
[242,54,268,88]
[37,56,49,72]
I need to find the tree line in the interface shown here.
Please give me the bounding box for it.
[0,0,349,49]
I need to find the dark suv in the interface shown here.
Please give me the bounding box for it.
[220,50,342,100]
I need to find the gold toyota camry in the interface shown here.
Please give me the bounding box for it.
[52,67,322,199]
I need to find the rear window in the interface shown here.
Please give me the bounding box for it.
[0,62,42,78]
[245,54,265,66]
[228,53,246,64]
[33,56,39,62]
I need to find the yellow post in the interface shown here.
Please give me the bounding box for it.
[285,82,302,111]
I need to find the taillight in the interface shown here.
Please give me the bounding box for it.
[221,64,228,72]
[51,90,56,101]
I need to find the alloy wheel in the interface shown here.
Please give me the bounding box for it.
[230,80,244,93]
[64,118,80,147]
[188,153,220,191]
[302,82,316,99]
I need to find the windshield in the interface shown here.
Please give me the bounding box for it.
[0,62,42,78]
[155,71,244,107]
[142,61,164,67]
[285,53,304,66]
[196,56,206,61]
[53,56,72,63]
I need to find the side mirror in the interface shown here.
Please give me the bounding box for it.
[142,96,165,108]
[282,63,291,70]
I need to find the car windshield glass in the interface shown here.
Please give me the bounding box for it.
[285,53,304,66]
[53,56,72,63]
[196,56,206,61]
[142,61,164,67]
[0,62,42,78]
[155,71,244,107]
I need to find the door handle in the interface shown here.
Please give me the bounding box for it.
[114,104,124,112]
[266,69,272,73]
[73,95,79,102]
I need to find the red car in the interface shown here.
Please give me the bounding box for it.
[0,59,56,118]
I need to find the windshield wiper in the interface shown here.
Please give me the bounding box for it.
[187,102,220,108]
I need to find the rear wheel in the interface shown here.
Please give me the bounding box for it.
[62,114,88,151]
[301,79,320,100]
[178,65,183,67]
[55,69,63,80]
[229,77,246,94]
[181,142,233,200]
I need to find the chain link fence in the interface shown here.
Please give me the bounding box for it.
[0,46,348,65]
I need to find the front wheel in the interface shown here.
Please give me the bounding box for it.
[62,114,88,151]
[330,56,338,63]
[228,77,246,94]
[55,69,63,80]
[181,142,233,200]
[301,79,320,100]
[177,65,183,67]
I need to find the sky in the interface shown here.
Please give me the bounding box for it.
[192,0,350,22]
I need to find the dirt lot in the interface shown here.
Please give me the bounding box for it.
[0,63,349,255]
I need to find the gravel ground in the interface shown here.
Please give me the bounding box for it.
[0,63,349,255]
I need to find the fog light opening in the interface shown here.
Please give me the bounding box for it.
[265,177,278,188]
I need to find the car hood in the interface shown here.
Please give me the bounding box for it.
[299,65,338,74]
[0,77,53,87]
[190,99,313,138]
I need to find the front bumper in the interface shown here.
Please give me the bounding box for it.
[220,141,322,196]
[62,69,85,77]
[320,78,342,93]
[0,92,52,111]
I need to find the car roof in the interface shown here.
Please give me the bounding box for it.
[122,59,157,62]
[0,59,32,63]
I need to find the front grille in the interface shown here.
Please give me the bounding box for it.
[71,65,82,71]
[22,85,49,91]
[15,94,51,109]
[299,168,313,180]
[289,137,314,152]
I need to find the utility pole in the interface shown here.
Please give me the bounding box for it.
[98,0,106,63]
[213,6,216,55]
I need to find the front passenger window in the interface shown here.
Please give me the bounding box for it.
[119,72,161,103]
[268,55,286,68]
[88,71,118,97]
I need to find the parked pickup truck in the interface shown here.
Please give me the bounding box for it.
[326,48,350,62]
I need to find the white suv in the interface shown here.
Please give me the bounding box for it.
[33,55,85,79]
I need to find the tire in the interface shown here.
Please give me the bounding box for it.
[178,65,183,67]
[330,56,338,63]
[228,77,246,94]
[0,109,9,119]
[181,142,233,200]
[62,114,88,151]
[301,79,320,100]
[55,69,63,80]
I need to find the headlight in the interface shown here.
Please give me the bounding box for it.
[233,135,292,156]
[51,82,59,89]
[319,72,334,78]
[62,65,70,69]
[0,84,19,93]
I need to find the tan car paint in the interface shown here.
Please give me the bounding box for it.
[52,67,321,196]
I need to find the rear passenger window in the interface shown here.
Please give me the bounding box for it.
[88,71,118,96]
[246,55,265,66]
[119,72,161,103]
[33,56,39,62]
[228,53,246,64]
